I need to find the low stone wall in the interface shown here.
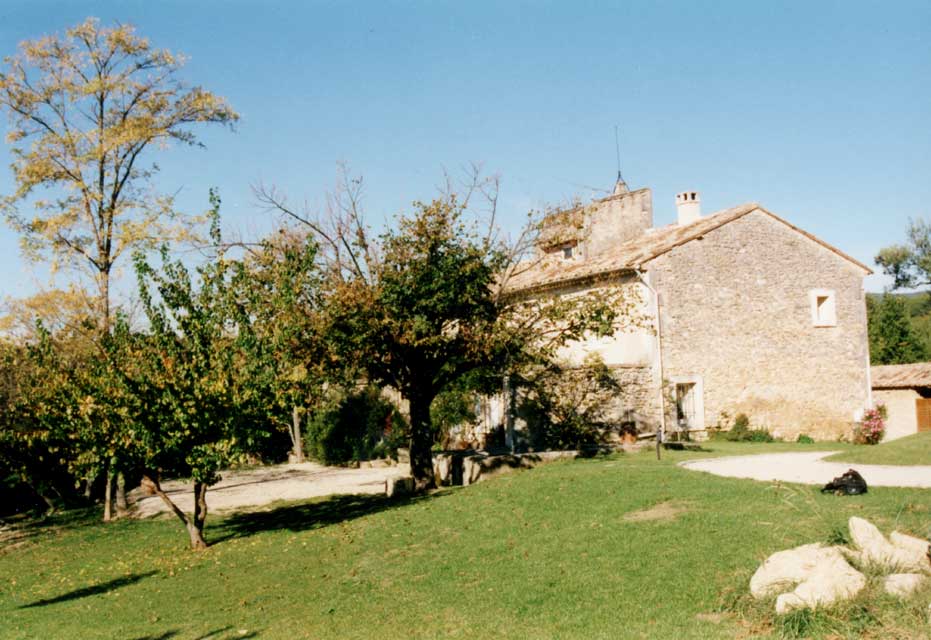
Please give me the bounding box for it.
[433,446,647,487]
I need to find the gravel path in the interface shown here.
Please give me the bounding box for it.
[679,451,931,488]
[132,461,408,518]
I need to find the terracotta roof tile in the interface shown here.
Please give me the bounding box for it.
[503,202,871,295]
[871,363,931,389]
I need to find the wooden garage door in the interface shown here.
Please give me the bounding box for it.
[916,399,931,432]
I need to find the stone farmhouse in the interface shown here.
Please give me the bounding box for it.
[488,178,873,443]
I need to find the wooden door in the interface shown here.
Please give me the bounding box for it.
[915,399,931,432]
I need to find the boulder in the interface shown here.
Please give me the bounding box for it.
[848,517,931,574]
[385,475,413,498]
[883,573,927,598]
[890,531,931,572]
[433,454,453,486]
[750,543,866,614]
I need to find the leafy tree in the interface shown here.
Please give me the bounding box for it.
[232,230,326,463]
[0,319,139,519]
[0,334,74,513]
[875,218,931,291]
[119,193,272,549]
[259,171,633,491]
[0,17,238,330]
[867,294,928,365]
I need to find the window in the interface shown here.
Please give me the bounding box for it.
[809,289,837,327]
[562,246,574,259]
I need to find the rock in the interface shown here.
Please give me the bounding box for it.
[848,517,930,574]
[462,455,483,486]
[890,531,931,573]
[750,543,866,614]
[385,475,413,498]
[433,454,452,486]
[883,573,927,598]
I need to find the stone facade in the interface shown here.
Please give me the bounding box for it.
[650,210,870,439]
[491,183,873,444]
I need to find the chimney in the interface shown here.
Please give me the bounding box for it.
[675,191,701,225]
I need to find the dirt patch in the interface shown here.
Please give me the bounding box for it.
[694,612,729,624]
[623,500,690,523]
[131,461,408,518]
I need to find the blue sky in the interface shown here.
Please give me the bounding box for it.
[0,0,929,300]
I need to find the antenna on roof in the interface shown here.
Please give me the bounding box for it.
[613,125,629,195]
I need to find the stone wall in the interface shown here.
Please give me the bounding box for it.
[583,188,653,259]
[649,210,870,440]
[551,276,654,367]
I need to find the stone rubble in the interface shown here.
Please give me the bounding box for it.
[847,517,931,574]
[883,573,927,598]
[749,543,866,614]
[750,517,930,614]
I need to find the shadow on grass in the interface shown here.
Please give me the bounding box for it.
[213,491,445,544]
[20,570,158,608]
[1,506,101,553]
[662,442,712,452]
[129,628,261,640]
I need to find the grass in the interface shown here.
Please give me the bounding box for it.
[825,432,931,466]
[0,442,929,640]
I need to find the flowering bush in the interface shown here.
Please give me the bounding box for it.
[854,404,886,445]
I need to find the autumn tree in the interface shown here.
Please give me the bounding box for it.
[0,333,75,512]
[0,17,238,331]
[257,171,632,491]
[0,287,95,344]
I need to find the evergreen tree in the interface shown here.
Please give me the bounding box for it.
[867,294,928,364]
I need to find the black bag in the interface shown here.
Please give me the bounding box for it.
[821,469,868,495]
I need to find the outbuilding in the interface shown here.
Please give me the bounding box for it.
[871,363,931,440]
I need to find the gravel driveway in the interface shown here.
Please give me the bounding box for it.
[132,461,408,518]
[680,451,931,489]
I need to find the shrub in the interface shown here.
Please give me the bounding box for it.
[431,388,478,449]
[714,412,776,442]
[745,428,775,443]
[796,434,815,444]
[305,387,408,465]
[853,405,886,445]
[518,358,621,451]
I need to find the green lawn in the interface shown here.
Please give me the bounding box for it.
[1,443,929,640]
[825,432,931,466]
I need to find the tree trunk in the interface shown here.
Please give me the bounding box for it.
[291,405,304,463]
[141,471,209,551]
[189,482,208,550]
[98,268,111,334]
[115,472,128,515]
[26,481,56,513]
[102,470,113,522]
[83,473,94,500]
[408,393,436,492]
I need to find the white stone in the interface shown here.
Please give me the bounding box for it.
[883,573,927,598]
[849,517,930,574]
[750,543,866,613]
[890,531,931,573]
[385,475,413,498]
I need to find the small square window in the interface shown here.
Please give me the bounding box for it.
[809,289,836,327]
[562,246,574,259]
